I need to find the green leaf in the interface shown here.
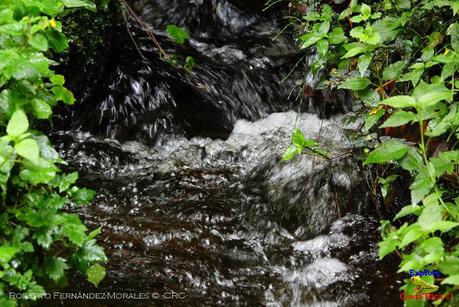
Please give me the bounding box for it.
[400,225,423,248]
[379,111,416,128]
[410,170,435,204]
[428,221,459,233]
[59,172,78,192]
[87,263,106,287]
[300,34,321,49]
[184,56,195,72]
[292,128,306,147]
[50,75,65,86]
[166,24,190,44]
[29,33,49,51]
[31,98,52,119]
[364,140,409,164]
[399,69,424,87]
[328,27,347,44]
[413,81,453,108]
[382,60,405,80]
[0,246,18,262]
[393,204,422,220]
[341,43,370,58]
[338,77,371,90]
[45,29,68,52]
[7,109,29,137]
[379,96,415,108]
[399,147,423,171]
[316,39,329,56]
[70,187,96,205]
[52,86,75,105]
[35,229,54,249]
[87,227,102,240]
[418,204,442,231]
[379,239,397,259]
[63,0,96,12]
[282,145,299,161]
[364,108,385,130]
[441,275,459,285]
[44,257,68,282]
[361,4,371,20]
[15,139,40,163]
[62,223,87,247]
[438,257,459,275]
[358,54,372,77]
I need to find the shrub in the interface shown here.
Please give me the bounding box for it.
[0,1,106,306]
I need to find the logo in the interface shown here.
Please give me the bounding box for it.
[410,276,438,294]
[399,270,453,301]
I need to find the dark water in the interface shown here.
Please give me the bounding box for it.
[47,0,402,306]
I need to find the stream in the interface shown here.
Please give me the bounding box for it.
[48,0,402,306]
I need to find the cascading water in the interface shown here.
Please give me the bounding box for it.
[49,0,402,306]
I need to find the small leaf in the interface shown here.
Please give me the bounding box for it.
[0,246,18,262]
[316,39,329,56]
[44,257,68,282]
[282,145,299,161]
[32,98,52,119]
[62,223,87,247]
[358,54,372,77]
[364,108,385,130]
[382,60,405,81]
[393,204,422,220]
[29,33,49,51]
[7,109,29,137]
[166,24,190,44]
[50,75,65,86]
[87,263,106,287]
[379,239,397,259]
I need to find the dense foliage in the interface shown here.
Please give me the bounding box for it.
[284,0,459,304]
[0,1,106,306]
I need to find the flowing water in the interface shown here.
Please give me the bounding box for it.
[48,0,402,306]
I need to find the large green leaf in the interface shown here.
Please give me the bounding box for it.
[15,139,40,164]
[379,110,416,128]
[379,96,415,108]
[364,140,409,164]
[382,60,405,80]
[418,204,442,231]
[29,33,48,51]
[413,81,453,108]
[338,77,371,90]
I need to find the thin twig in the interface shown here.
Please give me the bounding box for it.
[121,7,148,61]
[120,0,169,60]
